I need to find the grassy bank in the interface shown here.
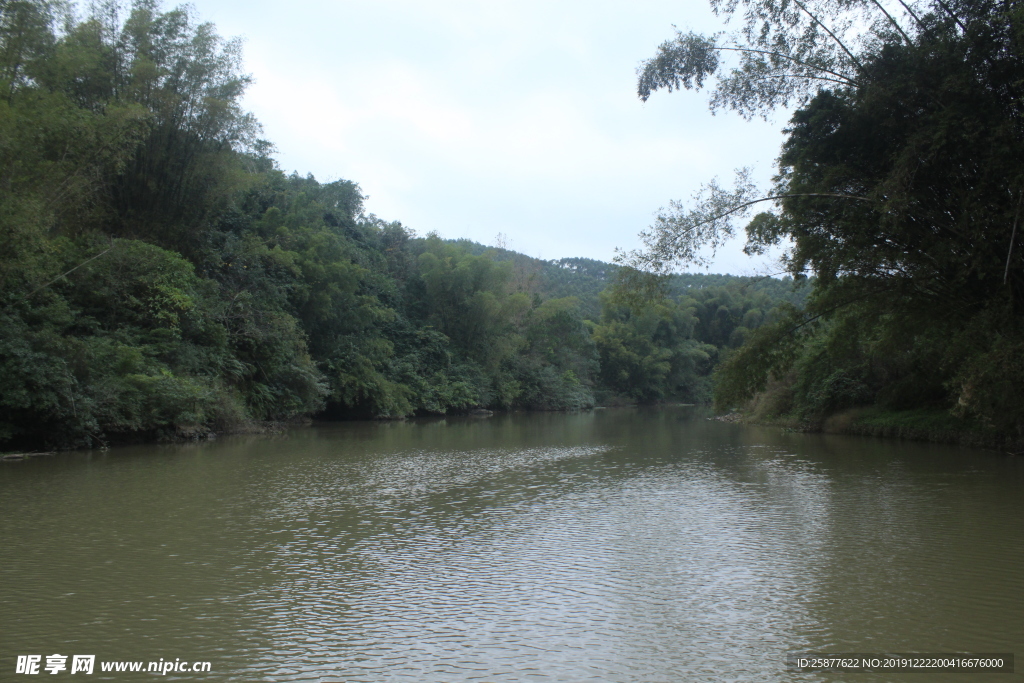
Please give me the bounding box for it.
[735,407,1023,454]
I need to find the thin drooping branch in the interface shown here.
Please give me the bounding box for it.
[791,0,867,73]
[867,0,914,44]
[26,243,114,299]
[1005,191,1022,285]
[715,46,859,84]
[894,0,930,33]
[623,191,874,272]
[750,73,860,86]
[680,192,872,234]
[933,0,969,32]
[788,286,891,332]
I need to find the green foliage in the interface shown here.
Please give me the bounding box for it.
[635,0,1024,437]
[752,7,1024,432]
[404,238,602,412]
[592,291,716,403]
[0,239,257,447]
[946,318,1024,433]
[0,0,813,449]
[460,238,809,322]
[514,298,598,410]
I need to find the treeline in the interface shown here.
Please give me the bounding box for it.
[0,0,803,449]
[718,0,1024,442]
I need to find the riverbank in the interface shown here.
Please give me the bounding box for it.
[721,407,1024,454]
[0,419,303,457]
[3,403,699,456]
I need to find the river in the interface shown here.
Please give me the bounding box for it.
[1,407,1021,681]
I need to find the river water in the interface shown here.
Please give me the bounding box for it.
[1,408,1021,681]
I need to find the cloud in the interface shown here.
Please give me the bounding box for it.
[197,0,789,272]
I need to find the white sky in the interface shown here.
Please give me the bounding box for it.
[191,0,790,274]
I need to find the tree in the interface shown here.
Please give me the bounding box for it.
[628,0,1024,432]
[626,0,1024,272]
[592,290,715,403]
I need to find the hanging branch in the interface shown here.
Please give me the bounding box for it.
[1005,191,1022,285]
[715,46,860,84]
[894,0,930,33]
[749,73,862,86]
[26,241,115,299]
[675,191,872,233]
[623,190,874,273]
[867,0,914,44]
[933,0,969,32]
[791,0,867,74]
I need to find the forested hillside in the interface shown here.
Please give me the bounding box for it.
[0,0,805,450]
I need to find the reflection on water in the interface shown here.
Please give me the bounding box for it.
[1,408,1022,681]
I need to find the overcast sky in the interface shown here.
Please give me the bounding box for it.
[191,0,790,274]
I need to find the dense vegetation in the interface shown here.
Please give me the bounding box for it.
[0,0,804,450]
[630,0,1024,444]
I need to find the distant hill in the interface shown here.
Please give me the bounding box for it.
[449,239,807,320]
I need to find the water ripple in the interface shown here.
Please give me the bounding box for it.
[1,411,1021,682]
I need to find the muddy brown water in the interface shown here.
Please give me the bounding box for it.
[2,407,1021,681]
